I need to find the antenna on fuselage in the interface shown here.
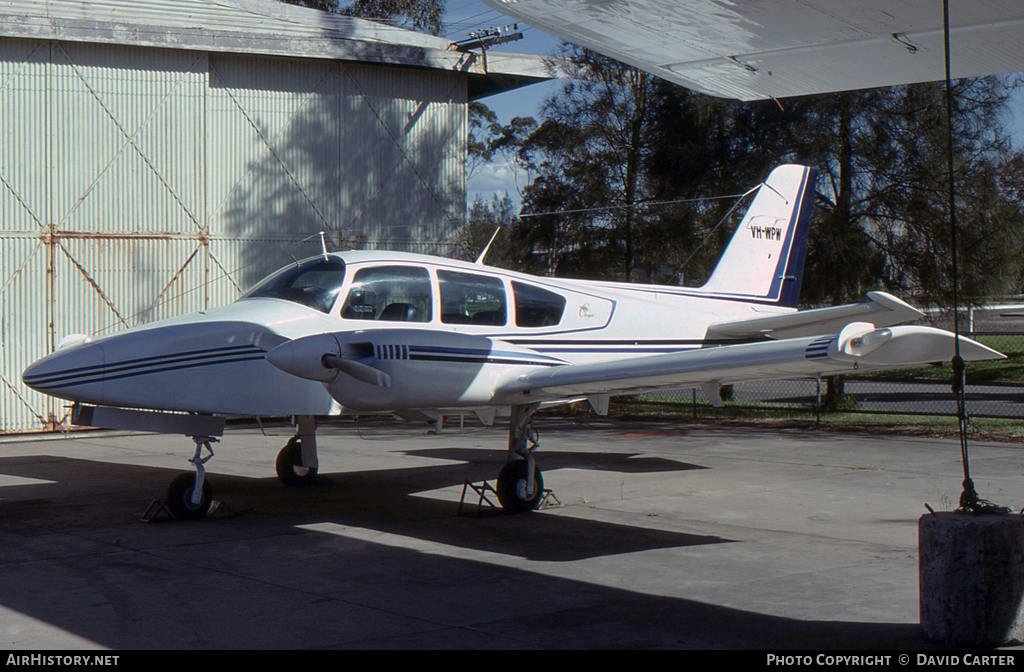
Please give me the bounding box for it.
[301,231,330,260]
[475,226,501,266]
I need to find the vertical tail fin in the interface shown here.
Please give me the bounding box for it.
[700,165,816,308]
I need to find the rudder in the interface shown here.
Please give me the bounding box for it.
[700,165,816,307]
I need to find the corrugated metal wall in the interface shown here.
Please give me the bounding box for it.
[0,38,467,432]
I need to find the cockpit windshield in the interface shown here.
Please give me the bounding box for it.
[240,257,347,313]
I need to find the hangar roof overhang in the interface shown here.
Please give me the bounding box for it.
[0,0,553,99]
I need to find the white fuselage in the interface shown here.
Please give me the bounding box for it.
[22,250,792,416]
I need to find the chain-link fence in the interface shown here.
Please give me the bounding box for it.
[612,306,1024,421]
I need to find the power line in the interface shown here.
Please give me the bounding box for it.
[518,192,753,219]
[444,8,502,27]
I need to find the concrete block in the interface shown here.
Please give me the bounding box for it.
[920,513,1024,646]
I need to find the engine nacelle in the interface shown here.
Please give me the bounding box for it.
[268,329,563,412]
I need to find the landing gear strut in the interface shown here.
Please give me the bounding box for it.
[276,415,319,487]
[165,436,217,520]
[496,403,544,513]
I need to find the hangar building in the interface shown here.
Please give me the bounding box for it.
[0,0,548,432]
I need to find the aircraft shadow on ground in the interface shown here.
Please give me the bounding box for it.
[0,454,936,649]
[179,446,719,563]
[0,450,713,563]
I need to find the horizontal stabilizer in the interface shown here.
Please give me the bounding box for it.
[707,292,924,341]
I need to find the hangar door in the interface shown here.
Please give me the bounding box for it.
[0,38,467,432]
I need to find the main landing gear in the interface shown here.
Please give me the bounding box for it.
[275,415,319,487]
[161,412,545,519]
[496,403,545,513]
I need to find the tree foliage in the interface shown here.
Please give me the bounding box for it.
[460,193,518,268]
[771,79,1024,306]
[468,102,500,181]
[279,0,444,36]
[512,44,659,280]
[486,43,1024,308]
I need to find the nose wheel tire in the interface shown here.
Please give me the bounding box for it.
[276,437,318,487]
[166,473,213,520]
[496,459,544,513]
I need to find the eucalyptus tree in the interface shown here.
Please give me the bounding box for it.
[513,44,663,281]
[279,0,445,35]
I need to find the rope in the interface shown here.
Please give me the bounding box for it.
[943,0,1011,515]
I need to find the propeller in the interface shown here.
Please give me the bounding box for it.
[265,335,390,387]
[321,354,391,388]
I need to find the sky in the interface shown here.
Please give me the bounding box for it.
[443,1,563,209]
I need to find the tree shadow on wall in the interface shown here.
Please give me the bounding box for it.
[217,48,465,294]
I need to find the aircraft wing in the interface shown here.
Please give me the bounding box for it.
[482,0,1024,100]
[503,323,1003,398]
[706,291,924,341]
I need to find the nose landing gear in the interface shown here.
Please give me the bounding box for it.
[164,436,217,520]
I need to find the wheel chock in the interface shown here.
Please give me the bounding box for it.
[459,479,501,516]
[141,498,237,522]
[141,499,176,523]
[458,480,562,515]
[537,489,563,510]
[205,499,241,518]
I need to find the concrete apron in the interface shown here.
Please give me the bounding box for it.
[920,513,1024,647]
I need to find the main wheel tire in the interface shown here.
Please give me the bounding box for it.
[166,473,213,520]
[496,459,544,513]
[276,437,318,487]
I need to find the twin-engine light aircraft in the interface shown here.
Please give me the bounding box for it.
[22,165,1003,519]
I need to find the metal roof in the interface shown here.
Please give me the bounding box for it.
[0,0,552,97]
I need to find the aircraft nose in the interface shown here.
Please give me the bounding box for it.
[22,341,106,403]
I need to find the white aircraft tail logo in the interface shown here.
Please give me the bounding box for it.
[700,164,816,307]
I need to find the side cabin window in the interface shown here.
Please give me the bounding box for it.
[241,258,347,314]
[512,281,566,327]
[438,270,507,326]
[341,266,432,322]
